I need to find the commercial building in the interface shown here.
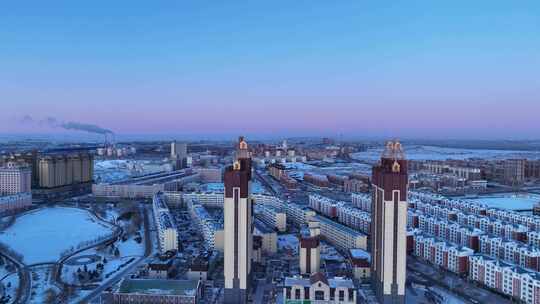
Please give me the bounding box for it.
[283,273,356,304]
[0,162,31,195]
[106,278,202,304]
[371,141,408,304]
[224,136,252,304]
[93,170,199,199]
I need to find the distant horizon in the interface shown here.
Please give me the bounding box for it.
[1,131,539,143]
[2,2,539,138]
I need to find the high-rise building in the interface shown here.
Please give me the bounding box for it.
[0,162,32,195]
[171,141,188,169]
[224,136,252,304]
[504,159,526,185]
[371,141,408,304]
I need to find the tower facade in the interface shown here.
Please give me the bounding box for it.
[171,141,188,169]
[224,136,252,304]
[371,141,408,304]
[299,235,320,275]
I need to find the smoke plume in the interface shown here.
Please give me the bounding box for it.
[20,115,114,134]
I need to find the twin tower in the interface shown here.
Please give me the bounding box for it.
[223,138,409,304]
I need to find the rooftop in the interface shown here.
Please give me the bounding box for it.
[118,279,199,297]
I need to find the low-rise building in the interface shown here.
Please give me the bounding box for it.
[106,279,202,304]
[0,192,32,215]
[349,249,371,281]
[255,204,287,232]
[312,215,367,251]
[283,273,356,304]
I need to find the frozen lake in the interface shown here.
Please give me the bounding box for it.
[0,207,114,264]
[458,193,540,210]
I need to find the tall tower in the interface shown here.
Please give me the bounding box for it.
[171,141,188,169]
[371,141,408,304]
[224,136,253,304]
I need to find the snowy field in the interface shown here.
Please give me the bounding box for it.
[353,145,540,162]
[0,207,114,264]
[459,193,540,210]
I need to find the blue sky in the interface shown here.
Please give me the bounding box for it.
[1,1,539,139]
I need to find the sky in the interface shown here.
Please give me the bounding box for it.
[1,1,539,140]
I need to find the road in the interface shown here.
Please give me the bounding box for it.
[79,205,153,303]
[0,250,30,304]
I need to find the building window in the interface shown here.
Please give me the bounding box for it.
[315,290,325,300]
[295,289,301,300]
[339,290,345,301]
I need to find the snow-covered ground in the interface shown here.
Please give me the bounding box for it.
[459,193,540,210]
[278,234,299,255]
[353,145,540,162]
[0,207,114,264]
[28,265,60,304]
[61,237,144,286]
[0,267,19,304]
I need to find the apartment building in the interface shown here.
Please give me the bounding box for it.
[312,215,367,251]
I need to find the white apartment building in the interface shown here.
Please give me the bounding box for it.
[312,215,367,251]
[152,194,178,253]
[0,162,31,195]
[254,204,287,232]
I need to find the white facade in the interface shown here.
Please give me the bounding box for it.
[0,163,31,195]
[153,194,178,253]
[224,185,252,294]
[312,215,367,251]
